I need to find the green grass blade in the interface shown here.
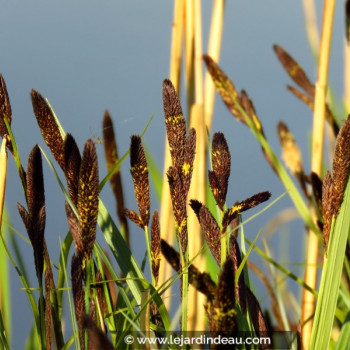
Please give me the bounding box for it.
[145,146,162,201]
[25,323,40,350]
[310,175,350,349]
[97,200,171,331]
[0,207,11,346]
[235,228,262,285]
[58,237,80,350]
[335,312,350,350]
[56,231,73,315]
[246,237,316,295]
[0,308,10,350]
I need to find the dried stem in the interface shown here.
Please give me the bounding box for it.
[158,0,184,309]
[302,0,336,347]
[204,0,225,130]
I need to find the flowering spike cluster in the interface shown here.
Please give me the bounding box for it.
[103,110,129,245]
[310,172,323,216]
[332,116,350,214]
[161,239,268,337]
[17,145,46,281]
[322,171,333,251]
[151,210,161,286]
[321,116,350,252]
[167,166,188,253]
[190,200,221,265]
[277,122,303,176]
[64,133,81,206]
[203,56,264,134]
[203,55,279,173]
[211,258,237,336]
[162,79,196,256]
[0,75,13,153]
[246,288,269,334]
[163,79,186,171]
[209,132,231,210]
[125,135,150,229]
[77,140,99,258]
[65,139,99,260]
[31,89,65,170]
[182,128,196,196]
[82,315,114,350]
[273,45,315,96]
[222,191,271,232]
[189,131,271,266]
[273,45,339,136]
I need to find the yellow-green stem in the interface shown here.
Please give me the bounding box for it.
[303,0,336,347]
[178,243,188,332]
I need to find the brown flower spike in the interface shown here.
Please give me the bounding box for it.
[103,110,129,246]
[0,75,13,153]
[17,145,46,281]
[151,210,161,286]
[322,171,333,253]
[162,79,187,172]
[273,45,339,136]
[31,90,65,170]
[77,139,99,259]
[160,239,216,300]
[190,200,221,265]
[273,44,315,97]
[65,139,99,260]
[222,191,271,232]
[211,258,237,336]
[167,166,188,255]
[64,133,81,206]
[209,132,231,210]
[162,79,196,258]
[332,115,350,216]
[125,135,150,228]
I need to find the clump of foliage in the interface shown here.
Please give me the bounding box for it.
[1,2,350,350]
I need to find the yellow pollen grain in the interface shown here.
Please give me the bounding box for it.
[182,162,191,175]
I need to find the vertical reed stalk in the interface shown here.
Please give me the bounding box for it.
[204,0,225,130]
[302,0,336,347]
[186,0,207,332]
[188,104,207,331]
[184,0,195,113]
[159,0,184,310]
[302,0,320,60]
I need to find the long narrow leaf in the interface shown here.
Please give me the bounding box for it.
[310,175,350,348]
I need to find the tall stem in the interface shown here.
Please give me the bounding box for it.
[302,0,336,348]
[159,0,184,310]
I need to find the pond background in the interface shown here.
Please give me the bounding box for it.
[0,1,347,348]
